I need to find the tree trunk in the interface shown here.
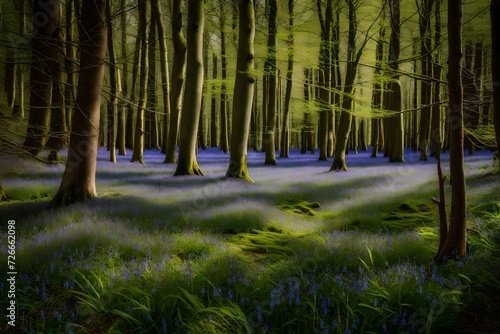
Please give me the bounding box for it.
[130,0,148,163]
[145,11,158,150]
[13,0,26,119]
[174,0,204,176]
[279,0,294,158]
[210,53,218,147]
[418,0,435,161]
[46,27,66,163]
[330,0,362,171]
[125,0,138,150]
[435,0,467,261]
[105,0,121,163]
[151,0,171,155]
[23,0,61,155]
[0,181,10,202]
[386,0,404,163]
[226,0,255,182]
[430,0,443,158]
[220,3,229,154]
[492,0,500,169]
[51,0,107,206]
[165,0,187,163]
[264,0,278,165]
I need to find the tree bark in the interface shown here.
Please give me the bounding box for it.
[279,0,294,158]
[418,0,435,161]
[51,0,107,206]
[435,0,467,261]
[165,0,187,163]
[226,0,255,182]
[386,0,404,163]
[23,0,61,155]
[174,0,204,176]
[130,0,148,163]
[220,4,229,154]
[152,0,171,155]
[264,0,278,165]
[105,0,121,163]
[430,0,443,158]
[210,53,218,147]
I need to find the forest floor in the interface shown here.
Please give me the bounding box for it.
[0,147,499,333]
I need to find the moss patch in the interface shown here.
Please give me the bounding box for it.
[278,199,321,217]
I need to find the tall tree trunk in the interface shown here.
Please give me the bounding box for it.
[174,0,204,176]
[115,0,127,156]
[220,5,229,154]
[316,0,333,161]
[51,0,107,206]
[23,0,61,155]
[125,0,137,150]
[330,0,363,171]
[152,0,171,155]
[384,0,404,163]
[13,0,26,119]
[418,0,435,161]
[492,0,500,168]
[435,0,467,261]
[130,0,148,163]
[279,0,294,158]
[264,0,278,165]
[210,53,218,147]
[105,0,121,163]
[145,11,158,150]
[430,0,443,158]
[165,0,187,163]
[371,27,385,158]
[199,31,209,151]
[46,27,66,163]
[65,0,76,131]
[226,0,255,182]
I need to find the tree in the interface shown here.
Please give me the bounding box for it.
[105,0,122,163]
[51,0,107,206]
[23,0,61,156]
[279,0,295,158]
[385,0,404,163]
[264,0,278,165]
[165,0,187,163]
[130,0,148,164]
[219,1,230,154]
[316,0,333,161]
[491,0,500,170]
[174,0,205,176]
[435,0,467,261]
[226,0,255,182]
[417,0,435,161]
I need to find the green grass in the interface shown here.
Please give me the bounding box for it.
[1,171,499,333]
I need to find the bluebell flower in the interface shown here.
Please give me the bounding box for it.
[161,318,167,334]
[382,323,387,333]
[207,313,212,322]
[41,310,45,319]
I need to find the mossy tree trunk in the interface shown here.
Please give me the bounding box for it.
[435,0,467,262]
[130,0,148,164]
[145,12,158,150]
[264,0,278,165]
[174,0,204,176]
[492,0,500,170]
[23,0,61,156]
[165,0,187,163]
[226,0,255,182]
[51,0,107,206]
[279,0,294,158]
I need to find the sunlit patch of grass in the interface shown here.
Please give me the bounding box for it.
[278,198,321,217]
[6,184,54,201]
